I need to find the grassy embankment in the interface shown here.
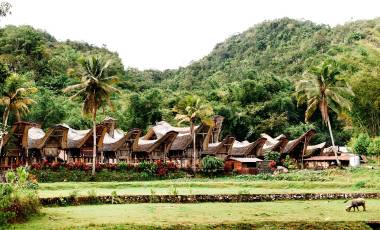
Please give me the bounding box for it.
[12,200,380,229]
[38,168,380,198]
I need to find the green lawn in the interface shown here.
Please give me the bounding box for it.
[38,168,380,198]
[38,180,379,198]
[12,200,380,229]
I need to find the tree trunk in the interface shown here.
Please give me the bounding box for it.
[0,108,10,158]
[301,137,306,169]
[327,116,341,167]
[91,109,97,176]
[191,122,197,172]
[15,110,21,122]
[25,148,29,166]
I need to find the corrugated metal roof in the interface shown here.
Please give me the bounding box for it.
[304,155,351,161]
[229,157,263,163]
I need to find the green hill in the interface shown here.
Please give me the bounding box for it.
[1,18,380,144]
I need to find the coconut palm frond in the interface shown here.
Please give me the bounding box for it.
[63,81,90,93]
[326,89,353,111]
[305,97,318,122]
[1,73,37,122]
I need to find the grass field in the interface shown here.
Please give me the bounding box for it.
[12,200,380,229]
[38,168,380,198]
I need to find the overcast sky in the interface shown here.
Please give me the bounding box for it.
[2,0,379,70]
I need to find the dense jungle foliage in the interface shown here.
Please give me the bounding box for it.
[1,17,380,146]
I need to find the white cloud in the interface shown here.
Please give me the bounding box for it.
[2,0,379,70]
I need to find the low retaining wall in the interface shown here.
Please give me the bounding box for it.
[40,193,380,206]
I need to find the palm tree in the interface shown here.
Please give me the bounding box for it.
[64,56,119,176]
[0,73,37,155]
[173,95,213,171]
[295,61,354,166]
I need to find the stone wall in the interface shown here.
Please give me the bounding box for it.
[40,192,380,206]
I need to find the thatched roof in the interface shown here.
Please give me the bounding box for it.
[261,133,288,152]
[27,127,45,149]
[282,129,316,156]
[137,130,178,153]
[144,121,212,151]
[62,124,92,149]
[102,129,124,151]
[37,124,69,149]
[305,142,326,157]
[59,124,106,149]
[230,137,267,157]
[152,121,193,150]
[2,122,41,149]
[202,135,235,158]
[102,128,141,152]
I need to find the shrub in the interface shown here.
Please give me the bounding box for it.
[353,133,371,155]
[117,161,129,171]
[368,137,380,157]
[5,170,16,183]
[201,156,224,175]
[264,150,280,164]
[0,167,40,226]
[138,161,157,176]
[283,155,296,169]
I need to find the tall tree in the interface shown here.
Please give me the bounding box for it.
[0,1,11,20]
[0,73,37,155]
[295,61,354,166]
[64,56,119,176]
[173,95,213,171]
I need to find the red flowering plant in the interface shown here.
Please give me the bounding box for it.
[42,160,51,169]
[31,162,42,170]
[105,163,118,171]
[74,161,85,170]
[156,167,168,177]
[268,160,277,171]
[50,162,61,171]
[65,162,76,170]
[82,164,91,171]
[166,161,177,172]
[155,160,170,177]
[95,162,104,172]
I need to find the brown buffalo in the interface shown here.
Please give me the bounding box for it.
[346,198,366,212]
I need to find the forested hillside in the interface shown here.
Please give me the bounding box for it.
[1,18,380,145]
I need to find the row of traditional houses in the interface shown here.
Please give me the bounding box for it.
[0,116,364,171]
